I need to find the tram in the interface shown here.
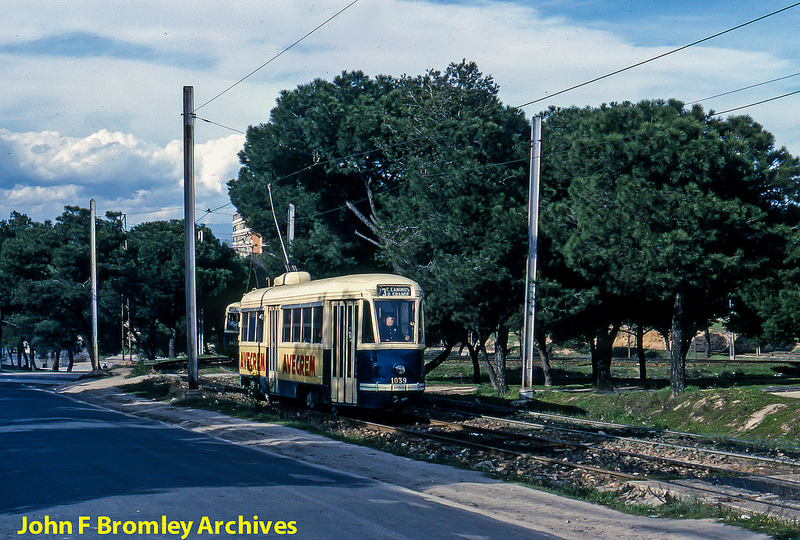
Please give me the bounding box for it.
[225,271,425,410]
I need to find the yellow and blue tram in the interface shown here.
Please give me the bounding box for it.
[225,272,425,410]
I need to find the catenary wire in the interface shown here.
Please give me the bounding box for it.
[516,2,800,109]
[194,0,359,113]
[198,117,247,135]
[687,71,800,105]
[713,89,800,115]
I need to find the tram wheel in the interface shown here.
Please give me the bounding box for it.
[304,389,321,410]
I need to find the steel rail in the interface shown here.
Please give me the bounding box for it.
[423,395,800,468]
[339,415,800,515]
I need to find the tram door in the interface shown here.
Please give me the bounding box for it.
[267,306,280,393]
[331,301,357,404]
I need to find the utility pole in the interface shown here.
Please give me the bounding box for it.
[90,199,100,371]
[184,86,199,393]
[520,117,542,400]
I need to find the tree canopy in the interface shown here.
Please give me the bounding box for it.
[539,100,800,393]
[0,209,246,368]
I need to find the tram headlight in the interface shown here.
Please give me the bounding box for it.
[393,363,406,375]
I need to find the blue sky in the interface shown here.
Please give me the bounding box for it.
[0,0,798,242]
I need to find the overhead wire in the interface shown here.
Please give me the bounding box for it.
[712,89,800,115]
[198,117,247,135]
[687,71,800,105]
[135,2,361,231]
[516,2,800,109]
[194,0,360,113]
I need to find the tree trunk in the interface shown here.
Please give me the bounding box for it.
[466,340,491,386]
[636,325,647,381]
[466,338,482,384]
[67,348,75,372]
[424,342,454,375]
[535,327,553,387]
[52,348,62,372]
[489,326,509,396]
[704,328,711,360]
[594,324,619,392]
[670,289,690,396]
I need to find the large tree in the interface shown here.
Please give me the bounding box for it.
[539,100,800,394]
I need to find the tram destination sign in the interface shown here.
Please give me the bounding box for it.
[377,285,411,297]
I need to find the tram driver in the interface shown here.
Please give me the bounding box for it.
[380,314,409,342]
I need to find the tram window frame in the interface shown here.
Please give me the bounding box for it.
[281,304,323,344]
[241,312,250,341]
[225,310,239,333]
[361,300,375,344]
[301,307,312,342]
[255,312,264,342]
[241,310,264,343]
[375,300,416,343]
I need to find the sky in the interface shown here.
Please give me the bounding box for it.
[1,0,798,243]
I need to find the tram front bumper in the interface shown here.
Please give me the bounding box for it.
[358,382,426,392]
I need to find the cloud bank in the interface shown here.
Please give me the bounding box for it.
[0,129,243,236]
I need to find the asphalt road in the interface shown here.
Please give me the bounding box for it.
[0,372,551,540]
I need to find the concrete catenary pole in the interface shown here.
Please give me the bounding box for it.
[90,199,100,371]
[184,86,199,392]
[520,116,542,400]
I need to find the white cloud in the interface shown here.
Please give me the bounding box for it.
[196,134,246,195]
[0,128,244,237]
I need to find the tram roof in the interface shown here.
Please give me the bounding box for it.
[239,272,422,308]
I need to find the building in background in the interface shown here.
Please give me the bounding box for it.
[232,212,262,257]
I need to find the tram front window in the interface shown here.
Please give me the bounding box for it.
[375,300,415,343]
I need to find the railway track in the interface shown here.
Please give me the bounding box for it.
[333,411,800,519]
[424,395,800,467]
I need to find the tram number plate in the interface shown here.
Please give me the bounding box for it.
[377,285,411,297]
[391,377,407,384]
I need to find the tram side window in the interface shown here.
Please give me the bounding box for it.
[375,300,415,343]
[301,307,312,342]
[313,306,323,343]
[282,309,292,342]
[241,311,263,342]
[282,306,323,344]
[241,312,250,341]
[255,312,264,342]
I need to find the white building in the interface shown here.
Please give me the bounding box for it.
[232,212,263,258]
